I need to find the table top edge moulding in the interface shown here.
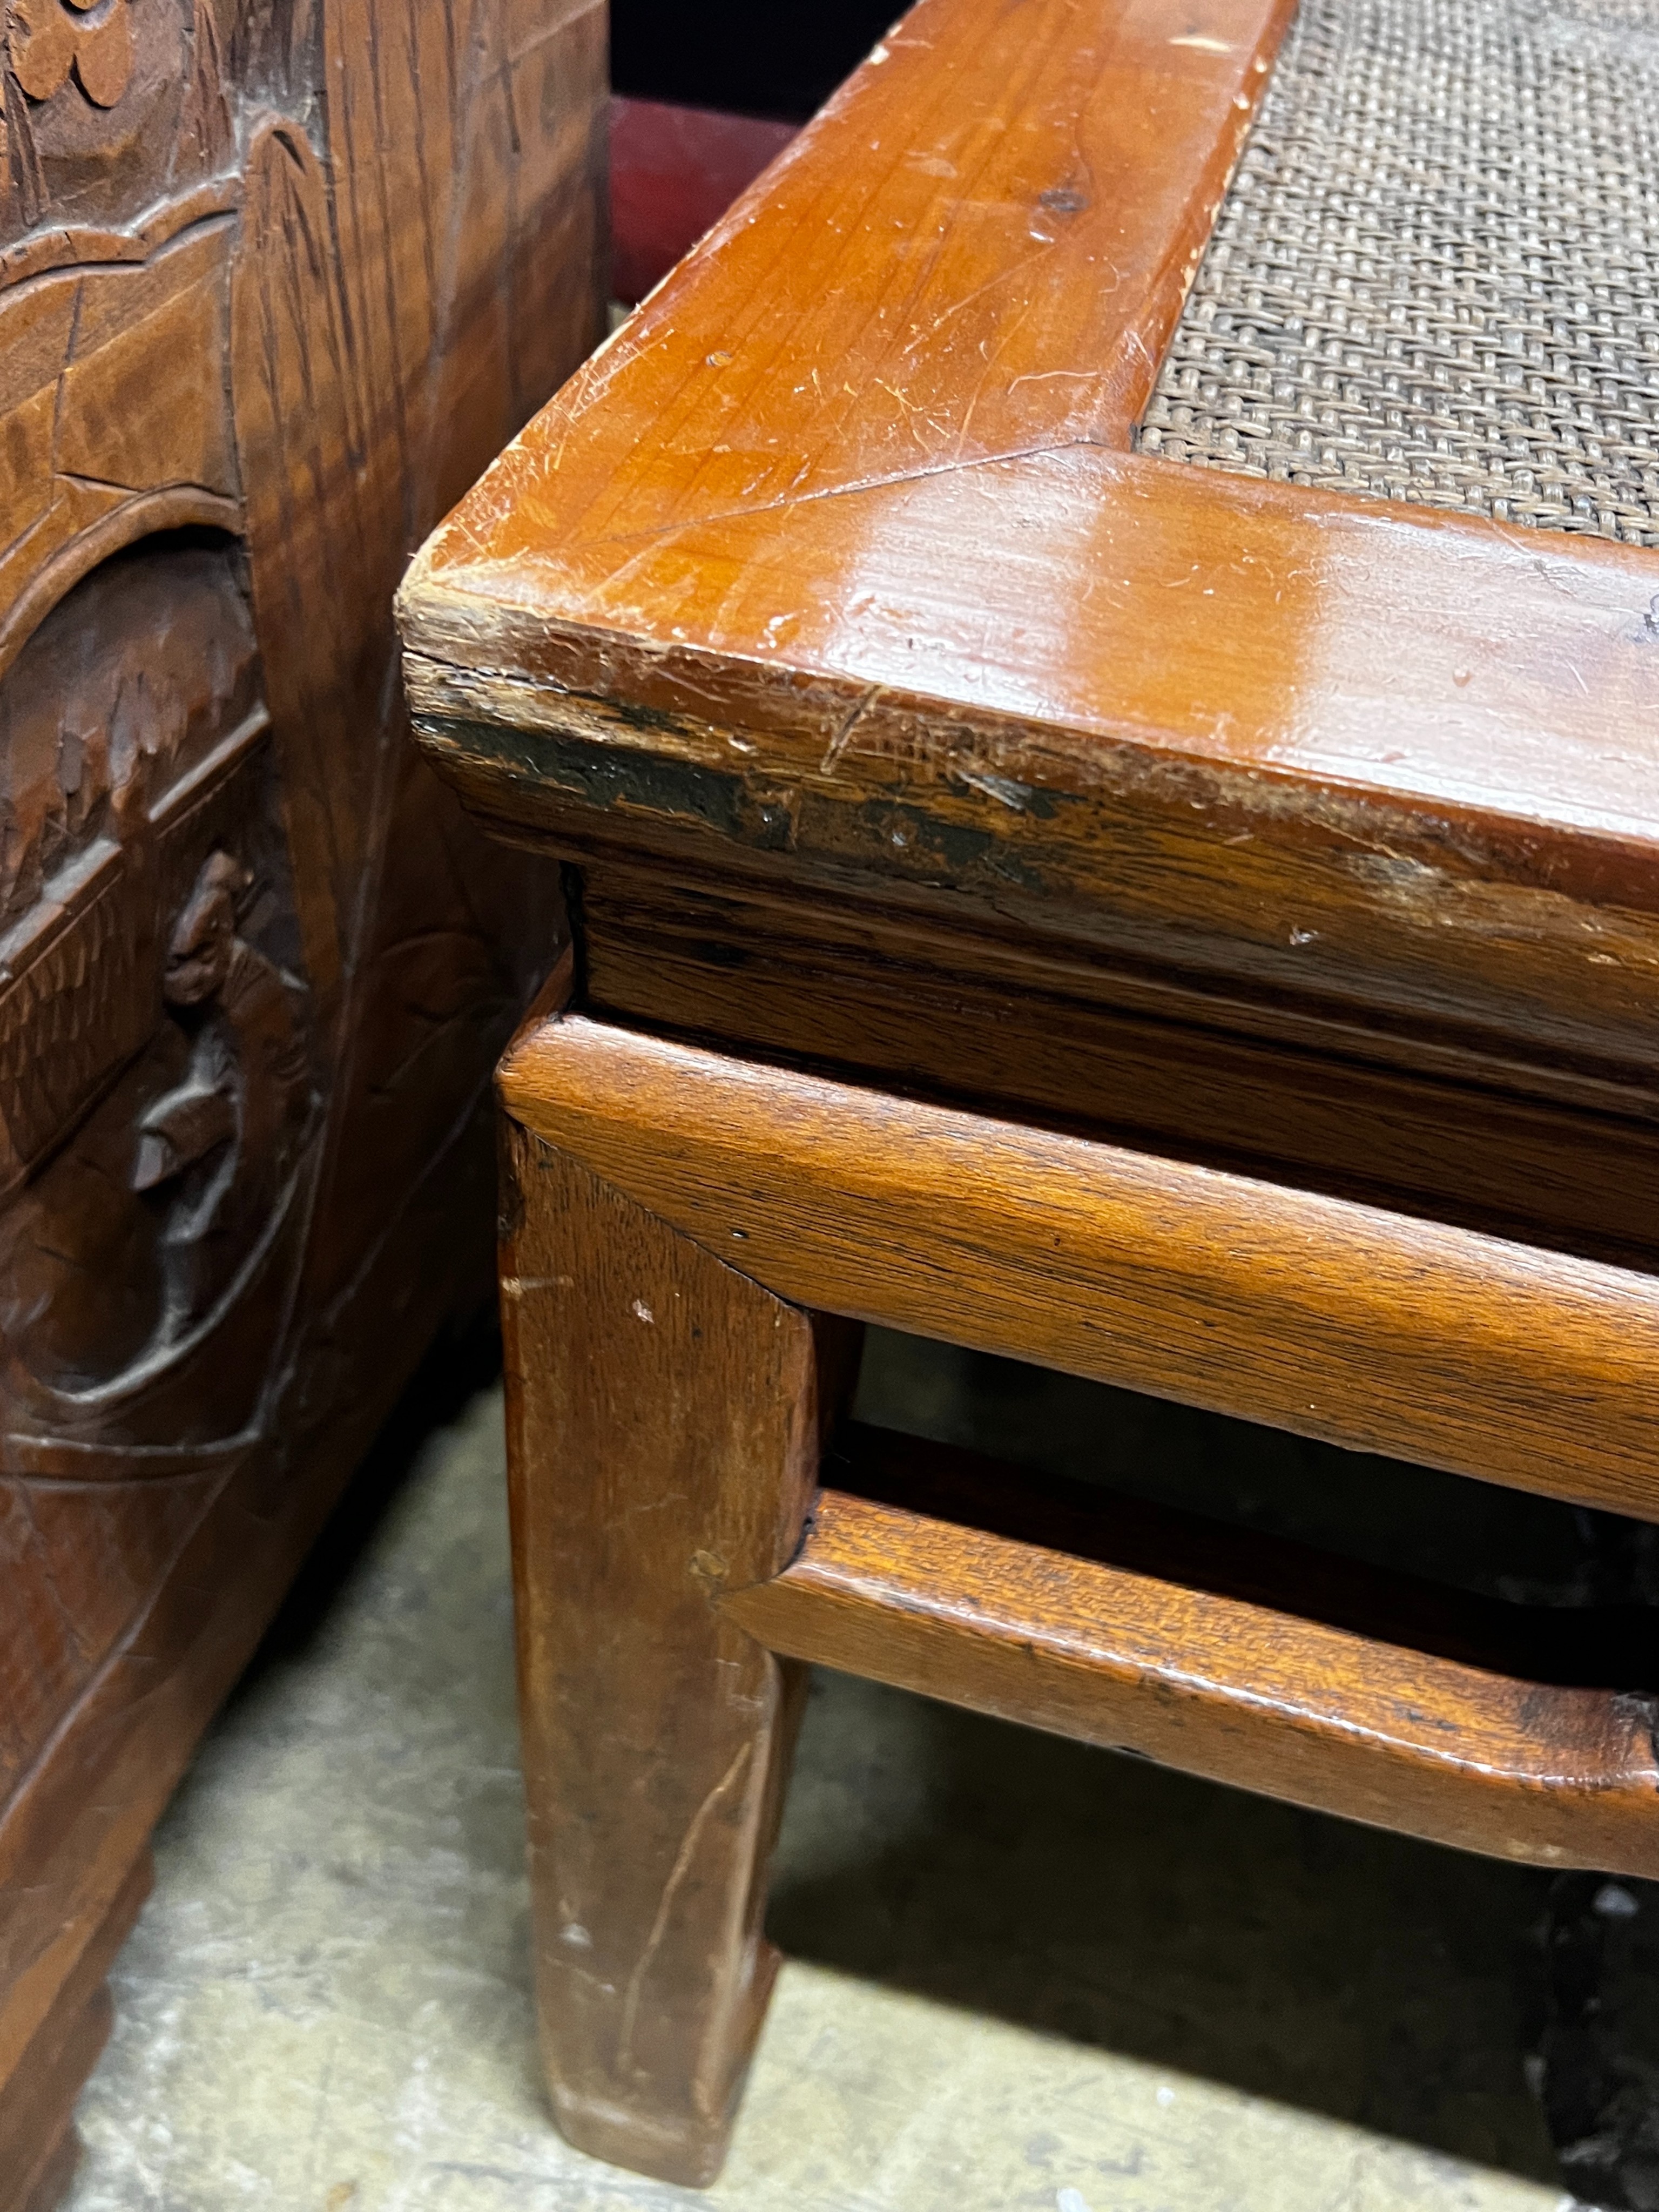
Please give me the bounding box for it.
[399,0,1659,1090]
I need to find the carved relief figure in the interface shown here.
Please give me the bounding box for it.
[1,0,228,236]
[0,538,318,1447]
[137,848,311,1345]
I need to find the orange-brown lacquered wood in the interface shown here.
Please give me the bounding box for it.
[406,449,1659,1070]
[501,1012,1659,1520]
[724,1486,1659,1877]
[409,447,1659,875]
[442,0,1290,542]
[406,0,1659,2181]
[401,0,1659,1074]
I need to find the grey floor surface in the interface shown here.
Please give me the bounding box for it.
[62,1334,1627,2212]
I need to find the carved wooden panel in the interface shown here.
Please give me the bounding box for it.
[0,0,603,2196]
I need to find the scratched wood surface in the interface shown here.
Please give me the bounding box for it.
[576,861,1659,1272]
[401,0,1659,2188]
[401,0,1659,1095]
[497,992,1659,2183]
[501,1104,859,2187]
[0,0,604,2197]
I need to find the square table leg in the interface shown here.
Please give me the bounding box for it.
[498,1113,857,2184]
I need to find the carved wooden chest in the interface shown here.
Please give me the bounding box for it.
[0,0,604,2200]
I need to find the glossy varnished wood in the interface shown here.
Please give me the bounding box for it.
[827,1424,1659,1691]
[502,1010,1659,1520]
[401,0,1659,1087]
[504,0,1291,488]
[405,448,1659,1078]
[577,864,1659,1269]
[401,0,1659,2184]
[724,1467,1659,1878]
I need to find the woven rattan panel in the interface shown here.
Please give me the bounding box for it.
[1137,0,1659,545]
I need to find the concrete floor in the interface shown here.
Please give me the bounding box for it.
[62,1334,1615,2212]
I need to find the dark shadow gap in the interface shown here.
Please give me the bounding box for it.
[225,1298,504,1702]
[832,1418,1659,1690]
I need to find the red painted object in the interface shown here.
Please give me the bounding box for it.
[610,97,799,305]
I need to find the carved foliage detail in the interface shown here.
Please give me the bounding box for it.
[0,0,232,241]
[8,0,133,109]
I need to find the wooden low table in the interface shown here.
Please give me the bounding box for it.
[400,0,1659,2185]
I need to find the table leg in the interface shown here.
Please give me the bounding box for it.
[498,1110,852,2184]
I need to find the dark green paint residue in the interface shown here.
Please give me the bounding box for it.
[427,716,1054,896]
[433,718,748,838]
[833,794,1048,895]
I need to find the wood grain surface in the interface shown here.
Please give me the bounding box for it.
[501,1108,858,2186]
[577,862,1659,1270]
[0,0,605,2189]
[827,1422,1659,1691]
[725,1477,1659,1878]
[502,1011,1659,1520]
[401,0,1659,1083]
